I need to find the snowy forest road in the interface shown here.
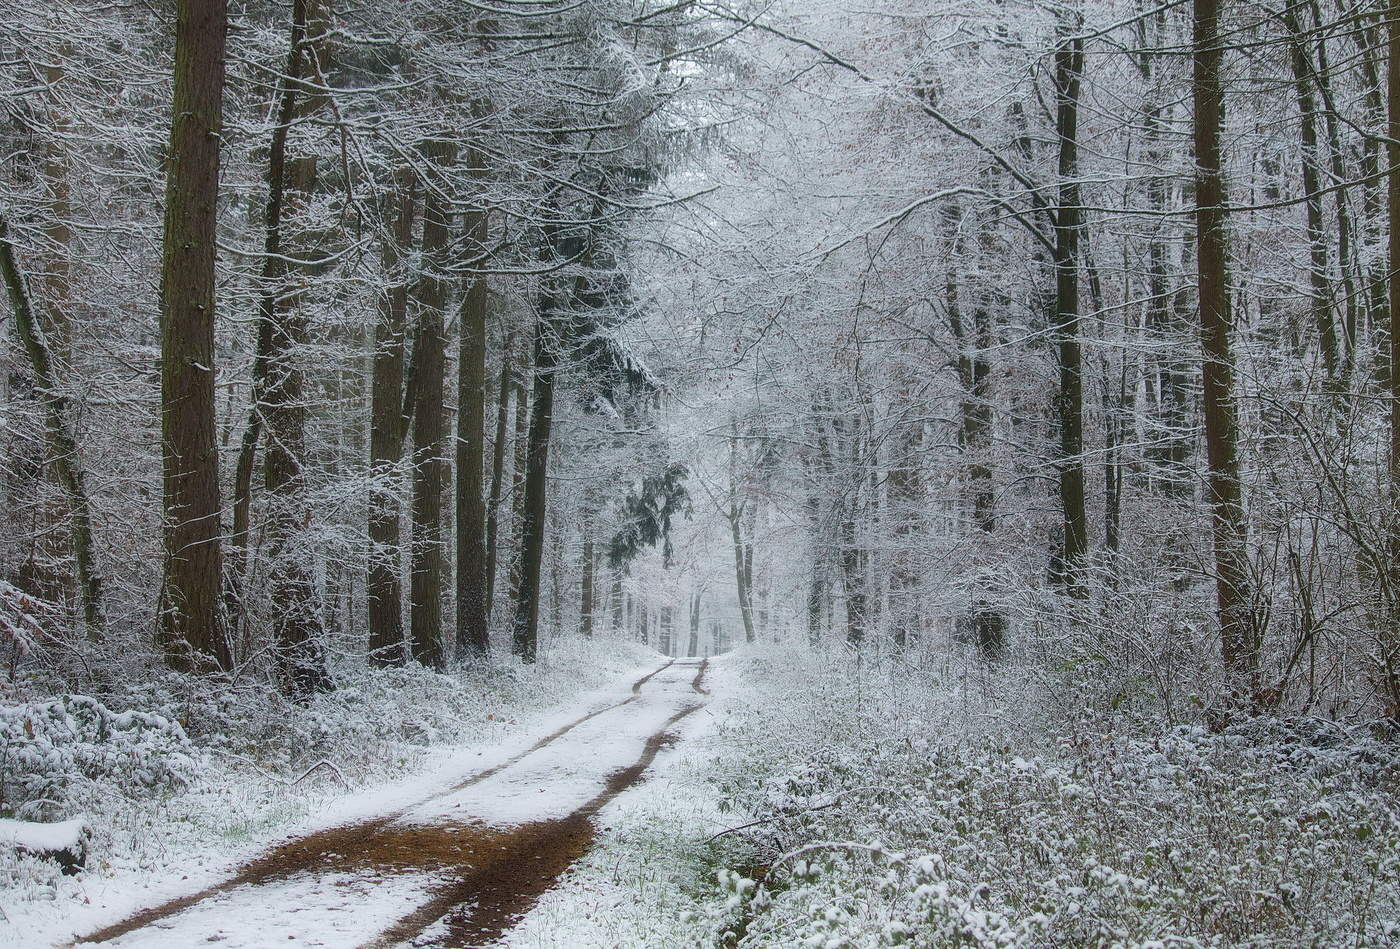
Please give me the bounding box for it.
[68,658,710,949]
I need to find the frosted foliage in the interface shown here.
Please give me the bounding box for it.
[702,648,1400,949]
[0,696,193,821]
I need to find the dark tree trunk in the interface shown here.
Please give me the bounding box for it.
[839,516,865,648]
[511,298,559,663]
[484,332,513,617]
[507,365,530,605]
[1053,22,1088,590]
[1385,0,1400,712]
[455,204,490,659]
[1282,6,1341,383]
[887,370,920,650]
[408,140,456,669]
[728,435,756,645]
[579,531,595,639]
[238,0,327,696]
[366,173,416,666]
[1194,0,1257,692]
[609,568,623,633]
[157,0,231,673]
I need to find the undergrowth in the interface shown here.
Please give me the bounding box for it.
[704,645,1400,949]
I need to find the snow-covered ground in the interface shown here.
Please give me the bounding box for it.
[3,640,669,948]
[61,659,708,948]
[10,643,1400,949]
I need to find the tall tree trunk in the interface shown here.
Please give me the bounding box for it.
[1139,30,1192,496]
[945,216,1003,658]
[233,0,327,695]
[39,51,74,365]
[1283,6,1342,383]
[839,511,865,647]
[409,140,456,669]
[455,203,490,658]
[511,293,559,663]
[157,0,231,673]
[579,528,595,639]
[688,591,700,656]
[262,150,326,696]
[0,220,103,635]
[609,568,623,633]
[1384,0,1400,713]
[1194,0,1257,693]
[1053,19,1088,590]
[887,372,921,649]
[507,364,530,604]
[227,0,308,627]
[366,172,416,665]
[1356,12,1391,379]
[728,433,757,645]
[484,332,513,617]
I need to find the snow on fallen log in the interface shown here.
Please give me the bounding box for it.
[0,817,88,874]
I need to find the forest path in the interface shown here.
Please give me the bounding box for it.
[70,658,711,949]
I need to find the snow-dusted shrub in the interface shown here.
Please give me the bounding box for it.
[0,694,195,819]
[712,645,1400,948]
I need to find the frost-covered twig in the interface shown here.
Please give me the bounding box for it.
[704,786,887,842]
[207,748,349,789]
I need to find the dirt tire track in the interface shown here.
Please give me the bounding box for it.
[72,660,675,946]
[631,657,674,693]
[361,702,704,949]
[691,658,710,694]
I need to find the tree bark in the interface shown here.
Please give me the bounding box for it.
[887,369,920,649]
[511,292,559,663]
[367,172,416,665]
[946,213,1002,658]
[1194,0,1256,693]
[1282,6,1341,383]
[579,530,595,638]
[157,0,231,673]
[1385,0,1400,712]
[484,332,513,618]
[262,149,326,697]
[408,140,456,669]
[507,363,530,605]
[234,0,327,695]
[227,0,309,627]
[455,202,490,659]
[1053,20,1088,590]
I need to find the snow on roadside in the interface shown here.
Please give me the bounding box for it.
[0,818,85,855]
[2,638,661,949]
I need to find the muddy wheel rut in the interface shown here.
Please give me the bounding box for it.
[72,659,710,949]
